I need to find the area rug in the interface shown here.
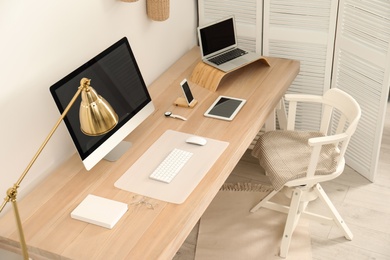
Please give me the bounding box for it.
[195,183,312,260]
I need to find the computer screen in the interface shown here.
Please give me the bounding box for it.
[198,16,236,56]
[50,37,154,170]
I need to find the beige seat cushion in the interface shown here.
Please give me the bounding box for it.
[251,131,339,190]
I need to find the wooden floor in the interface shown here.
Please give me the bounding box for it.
[175,102,390,260]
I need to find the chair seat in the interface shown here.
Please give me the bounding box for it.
[252,130,339,190]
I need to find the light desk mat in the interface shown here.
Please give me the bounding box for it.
[114,130,229,204]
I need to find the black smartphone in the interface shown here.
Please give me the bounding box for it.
[180,79,195,106]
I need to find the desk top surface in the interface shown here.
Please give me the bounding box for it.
[0,46,299,260]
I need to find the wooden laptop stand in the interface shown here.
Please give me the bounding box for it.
[190,57,270,92]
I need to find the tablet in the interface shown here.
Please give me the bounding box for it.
[204,96,246,121]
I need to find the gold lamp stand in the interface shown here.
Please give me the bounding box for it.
[0,78,118,260]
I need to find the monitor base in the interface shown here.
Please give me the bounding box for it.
[104,141,132,162]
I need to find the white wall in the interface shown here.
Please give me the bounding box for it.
[0,0,198,218]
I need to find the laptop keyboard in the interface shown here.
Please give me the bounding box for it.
[208,48,248,65]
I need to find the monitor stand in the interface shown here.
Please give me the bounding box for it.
[104,141,132,162]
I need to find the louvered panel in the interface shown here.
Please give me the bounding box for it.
[342,0,390,53]
[264,0,338,131]
[294,104,323,131]
[269,0,332,31]
[237,37,256,52]
[269,41,328,95]
[203,0,257,24]
[332,0,390,181]
[268,40,329,130]
[334,49,385,174]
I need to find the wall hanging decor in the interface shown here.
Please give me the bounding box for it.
[146,0,170,21]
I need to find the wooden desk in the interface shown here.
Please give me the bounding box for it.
[0,47,299,259]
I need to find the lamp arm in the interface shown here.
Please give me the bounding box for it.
[1,86,83,211]
[0,86,83,260]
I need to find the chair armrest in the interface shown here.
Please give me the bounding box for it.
[305,133,347,178]
[308,133,348,146]
[284,94,323,103]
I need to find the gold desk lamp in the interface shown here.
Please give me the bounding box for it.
[0,78,118,260]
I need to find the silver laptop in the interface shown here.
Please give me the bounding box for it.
[198,16,262,73]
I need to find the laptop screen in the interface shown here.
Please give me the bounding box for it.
[199,17,236,57]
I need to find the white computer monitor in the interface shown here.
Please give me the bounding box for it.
[50,37,154,170]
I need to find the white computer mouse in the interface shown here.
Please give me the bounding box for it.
[186,136,207,146]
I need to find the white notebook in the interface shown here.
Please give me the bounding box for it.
[71,194,128,229]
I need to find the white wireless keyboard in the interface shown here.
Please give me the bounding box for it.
[149,148,193,183]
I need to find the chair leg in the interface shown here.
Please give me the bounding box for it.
[313,183,353,240]
[280,187,303,258]
[250,189,278,213]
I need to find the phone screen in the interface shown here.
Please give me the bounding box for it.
[181,80,194,105]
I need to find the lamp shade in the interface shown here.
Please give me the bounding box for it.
[79,78,118,136]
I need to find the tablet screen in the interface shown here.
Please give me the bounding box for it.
[204,96,246,121]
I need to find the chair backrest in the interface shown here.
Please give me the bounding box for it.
[320,88,361,158]
[286,89,361,135]
[284,88,361,183]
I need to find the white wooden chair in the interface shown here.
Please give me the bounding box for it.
[250,88,361,258]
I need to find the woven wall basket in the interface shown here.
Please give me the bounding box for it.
[146,0,170,21]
